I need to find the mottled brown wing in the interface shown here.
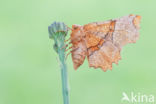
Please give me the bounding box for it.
[112,15,141,49]
[70,25,87,70]
[83,15,141,71]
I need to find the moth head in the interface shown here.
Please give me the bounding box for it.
[72,24,82,30]
[70,24,84,42]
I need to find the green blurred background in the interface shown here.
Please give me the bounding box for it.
[0,0,156,104]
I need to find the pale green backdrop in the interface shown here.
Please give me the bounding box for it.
[0,0,156,104]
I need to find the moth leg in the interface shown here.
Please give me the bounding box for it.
[65,51,72,60]
[61,44,69,50]
[64,37,71,42]
[65,46,72,51]
[65,47,79,59]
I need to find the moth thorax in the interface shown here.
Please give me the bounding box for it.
[71,25,84,42]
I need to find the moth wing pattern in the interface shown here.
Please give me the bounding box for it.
[83,14,141,71]
[112,15,141,49]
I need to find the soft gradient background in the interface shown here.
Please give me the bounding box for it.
[0,0,156,104]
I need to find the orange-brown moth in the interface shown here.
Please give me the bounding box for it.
[69,14,141,71]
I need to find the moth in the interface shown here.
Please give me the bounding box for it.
[67,14,141,71]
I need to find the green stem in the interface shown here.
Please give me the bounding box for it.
[57,34,69,104]
[59,52,69,104]
[48,22,69,104]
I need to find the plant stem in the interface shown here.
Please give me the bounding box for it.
[48,22,69,104]
[57,32,69,104]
